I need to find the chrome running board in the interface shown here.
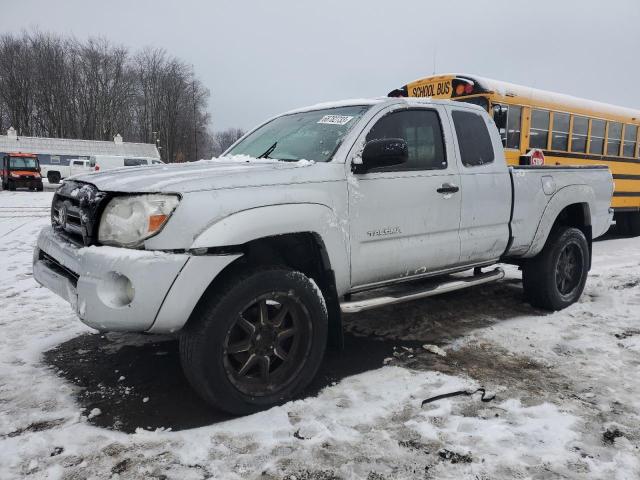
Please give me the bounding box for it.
[340,267,505,313]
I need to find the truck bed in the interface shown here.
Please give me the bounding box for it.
[506,165,613,258]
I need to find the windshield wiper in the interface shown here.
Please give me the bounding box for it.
[257,142,278,159]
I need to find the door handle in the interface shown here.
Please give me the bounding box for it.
[437,183,459,194]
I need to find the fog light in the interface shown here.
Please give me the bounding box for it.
[97,272,135,308]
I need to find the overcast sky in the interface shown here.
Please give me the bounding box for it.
[2,0,639,131]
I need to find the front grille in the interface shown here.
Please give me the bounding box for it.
[51,181,109,246]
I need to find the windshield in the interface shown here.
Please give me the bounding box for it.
[9,157,38,170]
[226,105,371,162]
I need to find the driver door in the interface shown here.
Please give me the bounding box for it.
[347,106,462,289]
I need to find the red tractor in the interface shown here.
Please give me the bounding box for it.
[1,152,44,191]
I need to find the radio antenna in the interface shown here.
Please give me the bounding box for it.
[432,45,437,74]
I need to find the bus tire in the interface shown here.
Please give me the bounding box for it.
[522,227,589,311]
[179,266,328,415]
[8,180,16,191]
[47,171,61,184]
[626,212,640,236]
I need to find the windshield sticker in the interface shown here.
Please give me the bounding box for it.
[317,115,354,125]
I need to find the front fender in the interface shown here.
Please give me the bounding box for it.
[191,203,350,293]
[524,184,594,258]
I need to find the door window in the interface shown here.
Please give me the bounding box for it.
[365,109,446,170]
[452,110,495,167]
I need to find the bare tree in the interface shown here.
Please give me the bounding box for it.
[0,33,35,135]
[0,29,213,163]
[212,128,245,157]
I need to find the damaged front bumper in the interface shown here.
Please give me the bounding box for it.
[33,226,241,333]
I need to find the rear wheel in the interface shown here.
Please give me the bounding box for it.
[522,227,589,311]
[180,266,328,414]
[47,171,61,184]
[8,180,15,191]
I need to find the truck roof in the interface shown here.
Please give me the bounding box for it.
[6,152,38,157]
[282,96,486,116]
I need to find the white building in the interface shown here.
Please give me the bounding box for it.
[0,128,160,167]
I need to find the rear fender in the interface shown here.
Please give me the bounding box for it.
[524,185,594,258]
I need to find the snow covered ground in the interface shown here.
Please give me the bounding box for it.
[0,190,639,479]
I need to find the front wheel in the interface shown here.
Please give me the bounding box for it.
[522,227,589,311]
[180,267,328,414]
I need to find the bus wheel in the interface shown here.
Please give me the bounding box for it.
[8,180,16,191]
[47,172,61,184]
[626,213,640,236]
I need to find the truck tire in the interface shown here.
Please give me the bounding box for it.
[180,266,328,414]
[47,171,61,184]
[522,227,589,311]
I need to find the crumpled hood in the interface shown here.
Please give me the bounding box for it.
[72,159,334,193]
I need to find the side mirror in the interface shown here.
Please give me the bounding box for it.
[353,138,408,173]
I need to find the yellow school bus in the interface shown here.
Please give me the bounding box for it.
[388,74,640,234]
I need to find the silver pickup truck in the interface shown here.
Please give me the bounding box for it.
[34,98,613,414]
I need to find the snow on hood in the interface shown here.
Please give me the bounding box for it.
[71,155,322,194]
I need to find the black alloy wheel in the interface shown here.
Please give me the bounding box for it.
[223,293,312,396]
[522,226,589,311]
[179,266,328,415]
[554,242,583,297]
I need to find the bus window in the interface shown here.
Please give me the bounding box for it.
[606,122,622,156]
[529,109,550,149]
[571,116,588,153]
[589,119,605,155]
[623,125,638,157]
[551,112,570,151]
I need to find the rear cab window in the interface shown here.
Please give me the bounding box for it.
[124,158,149,166]
[451,109,495,167]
